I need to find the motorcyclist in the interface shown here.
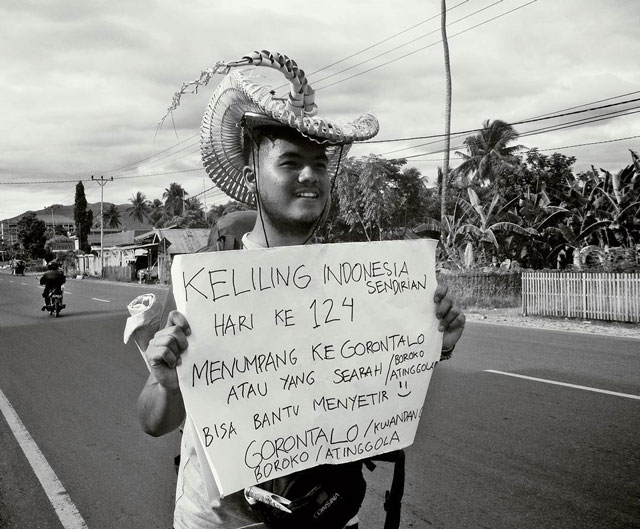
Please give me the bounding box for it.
[40,260,66,311]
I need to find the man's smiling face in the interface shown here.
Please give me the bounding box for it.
[250,132,331,234]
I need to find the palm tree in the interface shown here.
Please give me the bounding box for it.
[454,119,524,188]
[126,192,151,224]
[163,183,188,217]
[148,199,165,227]
[102,204,122,229]
[184,197,204,213]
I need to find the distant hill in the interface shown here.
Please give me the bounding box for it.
[1,203,154,232]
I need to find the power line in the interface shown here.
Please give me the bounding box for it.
[533,135,640,152]
[407,134,640,160]
[308,0,471,75]
[272,0,471,92]
[377,97,640,155]
[314,1,537,92]
[128,89,640,177]
[0,167,204,185]
[191,185,226,200]
[400,107,640,160]
[534,90,640,119]
[2,104,636,186]
[518,107,640,139]
[112,168,204,180]
[307,0,505,88]
[3,102,637,186]
[76,1,533,182]
[121,3,475,176]
[117,90,640,177]
[101,133,199,175]
[84,2,529,179]
[110,145,201,178]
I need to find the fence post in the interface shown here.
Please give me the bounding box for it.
[581,272,587,320]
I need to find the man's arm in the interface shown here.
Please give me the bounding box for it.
[137,374,186,436]
[136,310,190,436]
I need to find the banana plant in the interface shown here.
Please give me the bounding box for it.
[456,188,536,266]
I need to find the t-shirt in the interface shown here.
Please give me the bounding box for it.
[174,233,264,529]
[173,418,263,529]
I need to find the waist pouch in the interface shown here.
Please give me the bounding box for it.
[250,462,366,529]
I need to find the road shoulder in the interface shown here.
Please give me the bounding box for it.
[466,307,640,340]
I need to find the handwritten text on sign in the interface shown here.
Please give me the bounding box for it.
[172,239,441,495]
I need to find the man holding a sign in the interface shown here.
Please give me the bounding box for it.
[136,51,465,529]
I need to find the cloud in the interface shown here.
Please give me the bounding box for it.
[1,0,639,219]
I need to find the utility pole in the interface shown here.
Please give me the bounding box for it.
[203,179,206,210]
[440,0,453,238]
[91,175,113,278]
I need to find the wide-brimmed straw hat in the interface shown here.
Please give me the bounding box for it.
[161,50,380,205]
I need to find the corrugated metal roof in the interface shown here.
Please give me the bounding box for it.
[101,230,149,247]
[154,229,210,254]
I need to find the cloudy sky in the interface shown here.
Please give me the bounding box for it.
[1,0,639,221]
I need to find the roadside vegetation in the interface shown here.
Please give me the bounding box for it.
[4,120,639,275]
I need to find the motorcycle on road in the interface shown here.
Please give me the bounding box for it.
[45,287,66,317]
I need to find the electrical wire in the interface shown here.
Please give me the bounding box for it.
[109,146,202,178]
[272,0,471,92]
[307,0,505,88]
[64,2,531,181]
[2,104,636,186]
[101,133,199,176]
[400,107,640,160]
[377,97,640,155]
[314,1,537,92]
[407,134,640,160]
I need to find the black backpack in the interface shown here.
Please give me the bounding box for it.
[177,211,406,529]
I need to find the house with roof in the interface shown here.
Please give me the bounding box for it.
[133,228,210,284]
[77,227,210,282]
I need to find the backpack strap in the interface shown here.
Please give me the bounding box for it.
[383,450,405,529]
[206,210,257,251]
[364,450,405,529]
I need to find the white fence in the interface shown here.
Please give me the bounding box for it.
[522,272,640,322]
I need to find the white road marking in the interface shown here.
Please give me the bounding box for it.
[91,298,110,303]
[485,370,640,401]
[0,387,89,529]
[20,283,28,285]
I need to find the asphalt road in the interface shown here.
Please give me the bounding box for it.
[0,273,638,529]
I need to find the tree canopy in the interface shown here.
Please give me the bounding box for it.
[74,181,93,253]
[17,212,47,258]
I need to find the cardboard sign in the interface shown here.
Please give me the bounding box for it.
[171,239,441,495]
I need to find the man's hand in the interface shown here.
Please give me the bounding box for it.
[145,310,191,391]
[434,284,465,352]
